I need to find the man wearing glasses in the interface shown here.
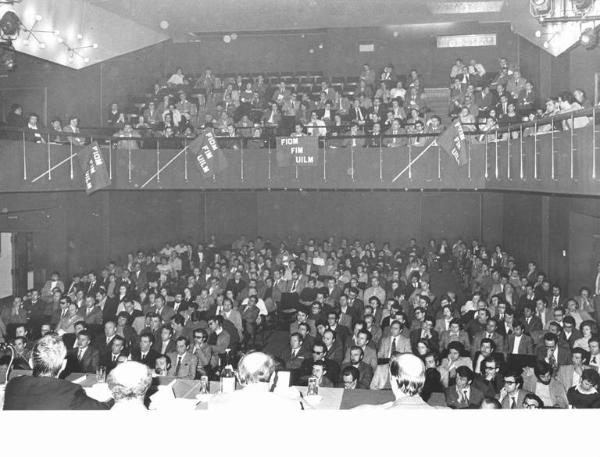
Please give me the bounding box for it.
[298,342,339,385]
[473,356,504,399]
[522,393,544,409]
[191,328,214,378]
[535,332,572,370]
[499,371,528,409]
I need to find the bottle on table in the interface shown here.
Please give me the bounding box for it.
[220,348,236,393]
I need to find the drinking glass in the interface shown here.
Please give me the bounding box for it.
[96,366,106,383]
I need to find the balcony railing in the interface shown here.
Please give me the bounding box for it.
[0,107,598,195]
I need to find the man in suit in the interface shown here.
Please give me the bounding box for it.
[340,346,373,389]
[473,356,504,399]
[298,341,340,385]
[557,347,590,390]
[326,311,350,349]
[102,335,127,374]
[101,320,119,359]
[504,320,534,355]
[85,272,101,297]
[130,262,148,293]
[534,297,553,330]
[410,316,439,354]
[439,319,471,353]
[522,360,569,408]
[322,328,344,366]
[472,318,504,358]
[70,330,100,373]
[221,298,243,340]
[151,295,176,324]
[167,336,198,379]
[499,371,529,409]
[280,332,309,371]
[445,366,485,409]
[342,328,377,371]
[521,304,543,334]
[240,295,260,349]
[535,332,572,369]
[130,333,160,369]
[153,325,177,355]
[207,315,231,367]
[3,334,109,410]
[377,320,412,361]
[80,295,103,327]
[472,338,501,375]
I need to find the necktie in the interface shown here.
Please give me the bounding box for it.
[391,337,397,355]
[462,390,468,404]
[593,356,598,365]
[141,352,147,361]
[112,354,117,362]
[78,349,84,361]
[175,356,182,376]
[510,397,516,409]
[291,280,297,292]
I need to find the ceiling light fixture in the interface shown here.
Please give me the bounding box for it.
[530,0,553,17]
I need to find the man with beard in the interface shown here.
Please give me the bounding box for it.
[523,360,568,408]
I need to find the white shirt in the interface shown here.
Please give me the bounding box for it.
[572,369,582,387]
[536,382,553,407]
[512,335,522,354]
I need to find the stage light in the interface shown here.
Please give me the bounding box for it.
[309,48,314,53]
[572,0,593,12]
[223,35,231,43]
[535,30,542,38]
[580,27,598,49]
[159,20,169,30]
[318,43,323,49]
[77,33,83,40]
[530,0,553,16]
[34,14,42,22]
[230,33,237,40]
[543,40,550,48]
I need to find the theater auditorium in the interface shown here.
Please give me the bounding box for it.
[0,0,599,413]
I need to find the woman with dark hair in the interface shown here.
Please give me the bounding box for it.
[567,369,600,408]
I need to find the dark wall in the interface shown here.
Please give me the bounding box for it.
[0,189,503,288]
[502,192,543,271]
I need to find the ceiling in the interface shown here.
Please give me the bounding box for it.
[6,0,599,68]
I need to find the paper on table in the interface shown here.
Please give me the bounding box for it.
[71,375,87,385]
[84,384,113,402]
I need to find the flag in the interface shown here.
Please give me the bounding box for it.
[190,130,228,175]
[77,141,111,194]
[435,119,467,166]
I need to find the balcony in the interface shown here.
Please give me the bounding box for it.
[1,108,599,196]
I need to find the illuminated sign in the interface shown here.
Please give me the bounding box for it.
[436,34,497,48]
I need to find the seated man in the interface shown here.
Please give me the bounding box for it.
[472,356,504,399]
[191,328,215,378]
[339,346,373,389]
[154,354,171,377]
[167,336,198,380]
[280,332,309,371]
[522,360,568,408]
[129,333,160,369]
[3,334,109,410]
[208,352,302,411]
[499,371,529,409]
[444,366,485,409]
[70,330,100,373]
[340,365,360,390]
[107,361,153,411]
[311,360,334,388]
[298,341,339,386]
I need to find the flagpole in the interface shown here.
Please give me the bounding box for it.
[140,144,191,189]
[31,153,79,183]
[391,139,437,183]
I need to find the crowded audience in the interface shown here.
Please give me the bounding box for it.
[0,230,599,410]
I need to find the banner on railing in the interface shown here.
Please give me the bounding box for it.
[78,141,111,194]
[436,120,467,166]
[276,136,319,167]
[191,130,228,175]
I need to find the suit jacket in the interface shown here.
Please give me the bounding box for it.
[81,306,103,326]
[130,348,160,368]
[556,364,589,391]
[535,346,572,367]
[151,306,176,324]
[153,338,177,355]
[325,341,345,366]
[167,351,198,379]
[340,362,373,389]
[504,333,534,355]
[3,376,109,410]
[522,315,543,334]
[280,344,310,371]
[439,330,471,353]
[445,385,485,409]
[222,309,243,339]
[409,329,440,353]
[283,276,307,294]
[240,303,260,324]
[377,334,412,359]
[472,331,505,356]
[342,344,378,372]
[70,346,100,373]
[500,389,528,409]
[522,373,568,408]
